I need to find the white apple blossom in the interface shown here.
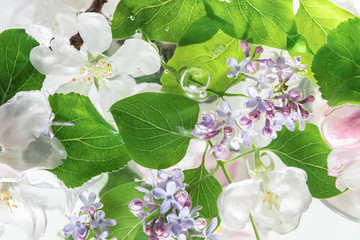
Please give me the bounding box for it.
[217,167,312,234]
[0,91,66,171]
[30,12,161,121]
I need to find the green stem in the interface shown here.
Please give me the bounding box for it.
[187,165,221,191]
[250,213,261,240]
[225,149,256,164]
[201,144,209,166]
[222,93,247,97]
[218,160,233,184]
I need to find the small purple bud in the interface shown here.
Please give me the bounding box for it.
[289,101,298,111]
[281,107,291,116]
[265,101,275,111]
[246,62,258,73]
[275,93,290,99]
[145,227,153,236]
[88,206,97,218]
[253,46,264,56]
[184,200,192,208]
[266,110,275,119]
[299,105,310,119]
[239,115,252,127]
[289,89,302,101]
[262,127,273,138]
[129,199,144,211]
[149,235,159,240]
[174,191,189,206]
[249,109,260,120]
[224,126,234,136]
[195,218,207,229]
[240,40,250,57]
[300,95,315,104]
[204,130,221,141]
[154,219,165,236]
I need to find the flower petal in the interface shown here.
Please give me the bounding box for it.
[78,12,112,57]
[152,188,167,199]
[109,39,161,77]
[217,179,260,230]
[226,58,238,68]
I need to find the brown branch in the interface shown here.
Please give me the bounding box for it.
[70,0,108,49]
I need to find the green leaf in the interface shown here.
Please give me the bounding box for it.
[0,29,45,105]
[161,30,244,95]
[101,182,150,240]
[135,74,161,85]
[184,165,222,219]
[293,0,355,82]
[263,123,341,199]
[312,18,360,106]
[100,166,141,197]
[111,0,206,43]
[49,93,131,188]
[179,16,219,46]
[203,0,310,52]
[110,92,199,169]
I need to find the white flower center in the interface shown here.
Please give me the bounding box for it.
[0,183,16,213]
[263,189,280,211]
[73,58,113,88]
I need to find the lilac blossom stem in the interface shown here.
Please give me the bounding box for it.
[250,214,261,240]
[224,149,257,164]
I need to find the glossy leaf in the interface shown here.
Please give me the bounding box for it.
[312,18,360,106]
[111,0,206,43]
[49,93,131,188]
[0,29,44,105]
[184,165,222,218]
[203,0,311,53]
[161,30,244,95]
[263,123,342,198]
[294,0,355,82]
[101,182,150,240]
[110,92,199,169]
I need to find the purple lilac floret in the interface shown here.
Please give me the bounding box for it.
[129,169,221,240]
[63,193,116,240]
[190,40,314,160]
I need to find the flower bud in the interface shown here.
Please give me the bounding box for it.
[145,227,153,236]
[224,126,234,136]
[289,89,302,101]
[266,110,275,119]
[265,100,275,111]
[154,219,165,236]
[195,218,207,229]
[174,190,188,206]
[129,199,144,211]
[262,127,273,138]
[289,101,298,111]
[246,62,258,73]
[249,109,260,120]
[184,200,192,208]
[239,115,252,127]
[240,40,250,57]
[300,95,315,104]
[253,46,264,56]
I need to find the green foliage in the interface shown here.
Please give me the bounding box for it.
[161,30,244,95]
[111,0,206,43]
[101,182,150,240]
[0,29,44,105]
[179,16,219,46]
[203,0,311,53]
[263,123,342,199]
[184,165,222,219]
[100,166,141,197]
[110,92,199,169]
[312,18,360,106]
[49,93,131,188]
[294,0,355,82]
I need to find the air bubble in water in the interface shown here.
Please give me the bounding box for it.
[164,69,169,74]
[212,49,219,56]
[129,15,135,21]
[180,67,210,99]
[217,44,225,52]
[165,27,170,32]
[135,29,141,34]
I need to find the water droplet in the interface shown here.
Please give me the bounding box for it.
[164,69,169,74]
[212,49,219,56]
[180,67,210,99]
[165,27,169,32]
[217,44,225,52]
[0,145,4,152]
[129,15,135,21]
[135,29,142,34]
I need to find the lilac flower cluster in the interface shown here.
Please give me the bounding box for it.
[193,40,314,160]
[63,192,117,240]
[129,169,220,240]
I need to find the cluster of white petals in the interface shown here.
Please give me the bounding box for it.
[218,167,312,234]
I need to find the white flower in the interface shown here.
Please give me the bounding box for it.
[0,164,73,240]
[0,91,66,171]
[30,12,161,121]
[217,167,312,234]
